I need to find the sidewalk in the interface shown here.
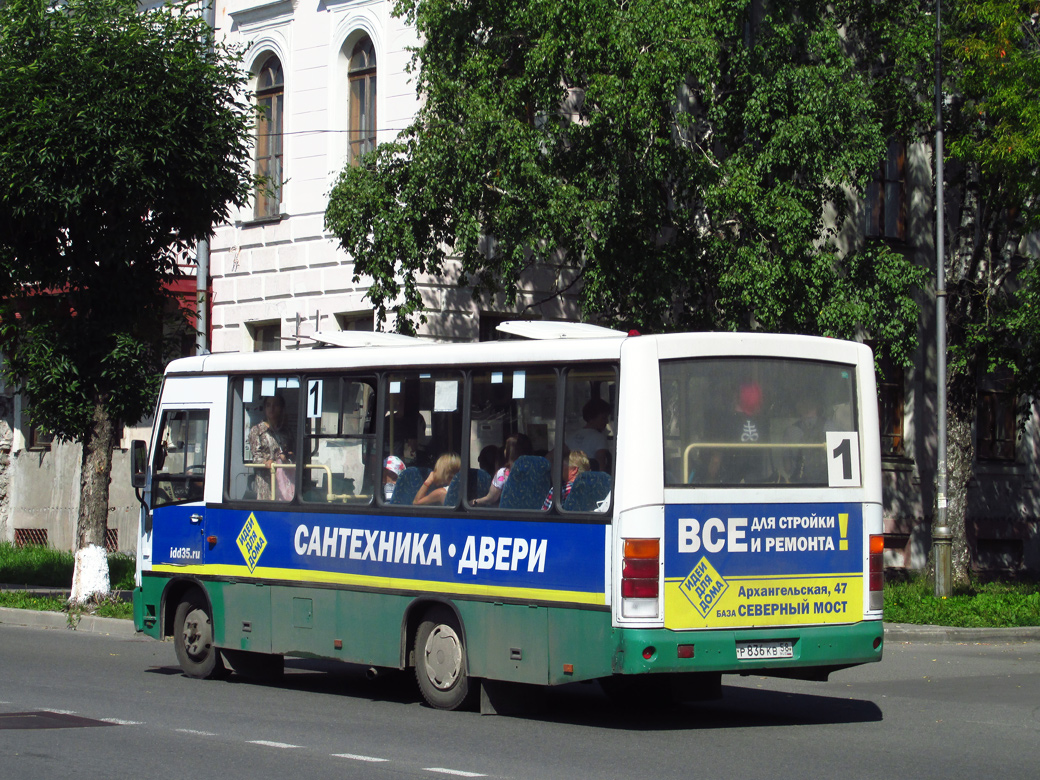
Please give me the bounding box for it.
[883,622,1040,643]
[0,584,138,638]
[0,606,138,637]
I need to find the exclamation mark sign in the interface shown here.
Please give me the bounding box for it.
[839,514,849,551]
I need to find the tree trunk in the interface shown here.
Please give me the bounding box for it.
[70,397,115,603]
[943,367,976,585]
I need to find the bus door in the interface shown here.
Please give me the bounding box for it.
[149,406,212,569]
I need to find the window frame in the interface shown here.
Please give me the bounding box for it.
[865,138,907,242]
[348,36,376,165]
[875,354,906,458]
[255,55,284,219]
[977,386,1017,462]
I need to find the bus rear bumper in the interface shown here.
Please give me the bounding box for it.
[613,619,884,677]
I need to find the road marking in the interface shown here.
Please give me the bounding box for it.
[248,740,300,749]
[98,718,144,725]
[332,753,389,762]
[424,769,487,778]
[176,728,218,737]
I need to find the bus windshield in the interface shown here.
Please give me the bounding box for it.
[661,357,859,487]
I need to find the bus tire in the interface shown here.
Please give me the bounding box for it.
[414,607,476,710]
[173,592,225,680]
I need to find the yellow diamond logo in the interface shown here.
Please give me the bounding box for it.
[237,513,267,573]
[678,556,729,618]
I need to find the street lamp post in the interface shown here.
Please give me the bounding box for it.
[933,0,953,598]
[195,0,217,357]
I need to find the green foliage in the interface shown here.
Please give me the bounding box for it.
[0,0,256,439]
[0,591,68,613]
[941,3,1040,394]
[326,0,929,362]
[65,593,134,623]
[0,542,75,587]
[0,542,134,590]
[947,1,1040,200]
[884,575,1040,627]
[0,589,133,620]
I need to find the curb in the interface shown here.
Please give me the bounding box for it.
[0,607,138,638]
[884,622,1040,644]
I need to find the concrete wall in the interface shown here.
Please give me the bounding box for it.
[0,395,145,554]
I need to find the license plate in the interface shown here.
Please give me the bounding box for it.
[735,640,794,660]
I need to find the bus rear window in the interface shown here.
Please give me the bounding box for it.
[661,358,858,487]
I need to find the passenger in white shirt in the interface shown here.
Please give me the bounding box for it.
[566,397,612,474]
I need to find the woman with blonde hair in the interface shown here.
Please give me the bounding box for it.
[413,453,462,506]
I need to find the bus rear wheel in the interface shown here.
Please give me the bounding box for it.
[414,607,475,710]
[173,592,224,679]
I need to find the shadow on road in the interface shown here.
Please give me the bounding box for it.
[147,658,883,730]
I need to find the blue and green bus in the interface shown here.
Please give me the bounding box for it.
[131,323,884,710]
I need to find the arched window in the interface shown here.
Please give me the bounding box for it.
[255,55,284,218]
[348,37,376,164]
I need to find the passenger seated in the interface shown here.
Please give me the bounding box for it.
[477,444,500,476]
[471,433,531,507]
[566,398,612,474]
[413,453,461,506]
[382,455,405,501]
[543,450,589,510]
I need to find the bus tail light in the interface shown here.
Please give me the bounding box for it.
[868,534,884,611]
[622,539,659,618]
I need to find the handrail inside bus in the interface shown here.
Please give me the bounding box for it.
[682,441,826,483]
[243,462,356,502]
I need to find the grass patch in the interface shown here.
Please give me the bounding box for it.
[0,542,135,590]
[0,590,67,612]
[0,590,133,621]
[884,576,1040,627]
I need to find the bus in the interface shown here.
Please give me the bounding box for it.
[130,323,884,710]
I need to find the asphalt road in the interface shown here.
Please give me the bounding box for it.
[0,623,1037,780]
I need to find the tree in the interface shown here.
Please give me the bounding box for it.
[325,0,929,369]
[936,0,1040,581]
[0,0,256,600]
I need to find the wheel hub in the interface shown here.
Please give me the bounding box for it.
[422,624,462,690]
[181,608,212,660]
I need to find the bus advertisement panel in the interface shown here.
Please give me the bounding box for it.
[663,502,863,630]
[152,508,609,607]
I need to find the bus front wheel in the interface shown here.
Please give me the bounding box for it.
[173,592,225,680]
[414,607,475,710]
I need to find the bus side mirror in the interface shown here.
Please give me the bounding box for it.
[131,439,148,489]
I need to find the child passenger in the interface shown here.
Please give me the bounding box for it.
[382,455,406,501]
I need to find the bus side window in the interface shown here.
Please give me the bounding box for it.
[562,367,615,475]
[227,376,301,502]
[468,367,558,510]
[382,371,463,507]
[301,376,377,504]
[152,410,209,508]
[559,366,616,513]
